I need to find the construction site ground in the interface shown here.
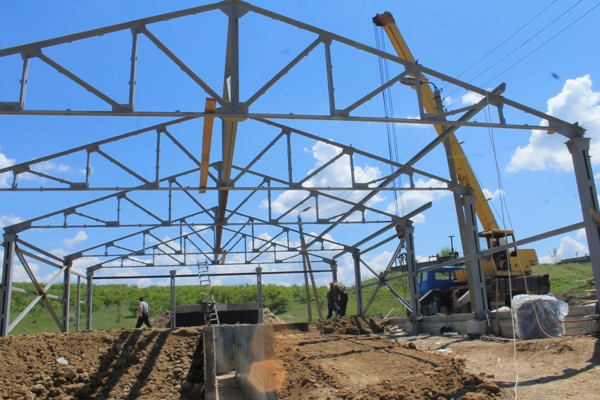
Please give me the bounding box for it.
[1,314,600,399]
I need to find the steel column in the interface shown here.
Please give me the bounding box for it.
[331,261,338,283]
[402,225,420,321]
[566,137,600,311]
[86,270,94,330]
[353,252,363,316]
[461,194,488,319]
[76,276,81,331]
[256,266,263,324]
[62,261,72,332]
[1,234,17,336]
[170,270,177,328]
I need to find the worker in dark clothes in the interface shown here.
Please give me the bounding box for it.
[326,289,339,319]
[135,297,152,328]
[330,282,348,317]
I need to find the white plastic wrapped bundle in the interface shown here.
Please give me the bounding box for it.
[512,294,569,340]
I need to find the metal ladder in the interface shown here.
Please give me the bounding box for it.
[198,261,220,325]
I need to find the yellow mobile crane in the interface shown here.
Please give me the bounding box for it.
[373,12,549,313]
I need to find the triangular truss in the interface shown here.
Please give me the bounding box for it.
[2,0,598,336]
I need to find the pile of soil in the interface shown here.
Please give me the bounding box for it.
[312,315,387,335]
[555,278,597,306]
[0,328,204,399]
[150,310,172,328]
[262,308,285,324]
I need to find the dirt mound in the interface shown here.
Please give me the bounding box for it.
[0,328,204,399]
[262,307,285,324]
[151,310,172,328]
[312,315,387,335]
[273,330,507,399]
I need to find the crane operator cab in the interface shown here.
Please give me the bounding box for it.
[479,229,538,277]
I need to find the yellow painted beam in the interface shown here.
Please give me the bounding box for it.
[199,98,216,194]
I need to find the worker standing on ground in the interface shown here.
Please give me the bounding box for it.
[330,282,348,317]
[326,287,339,319]
[136,297,152,328]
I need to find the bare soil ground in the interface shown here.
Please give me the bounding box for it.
[273,316,600,399]
[1,315,599,399]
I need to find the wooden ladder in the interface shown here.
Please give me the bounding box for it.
[198,261,220,325]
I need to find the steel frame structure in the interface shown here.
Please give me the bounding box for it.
[2,0,600,336]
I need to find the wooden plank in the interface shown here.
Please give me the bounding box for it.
[199,98,216,193]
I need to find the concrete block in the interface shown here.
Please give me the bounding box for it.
[403,322,422,334]
[216,302,259,312]
[466,319,486,335]
[203,326,217,400]
[234,324,279,400]
[214,325,236,375]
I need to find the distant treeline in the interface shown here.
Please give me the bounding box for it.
[10,282,332,317]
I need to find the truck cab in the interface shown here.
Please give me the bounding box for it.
[418,265,464,294]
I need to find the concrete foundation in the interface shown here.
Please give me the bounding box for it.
[204,324,281,400]
[389,305,599,338]
[176,302,259,327]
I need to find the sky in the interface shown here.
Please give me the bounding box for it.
[1,0,600,291]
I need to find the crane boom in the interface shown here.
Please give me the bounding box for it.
[373,12,498,231]
[374,12,544,297]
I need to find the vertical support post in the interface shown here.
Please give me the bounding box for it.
[323,38,336,115]
[62,261,72,332]
[462,194,488,319]
[76,276,81,331]
[299,217,323,319]
[330,261,338,283]
[19,55,30,110]
[352,252,363,316]
[256,266,263,324]
[298,212,313,322]
[566,137,600,310]
[302,256,312,322]
[170,270,177,329]
[403,225,421,321]
[1,234,17,337]
[86,270,94,330]
[128,27,139,110]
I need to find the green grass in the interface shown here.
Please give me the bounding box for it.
[9,305,138,335]
[533,262,594,294]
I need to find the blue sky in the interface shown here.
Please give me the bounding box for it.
[1,1,600,289]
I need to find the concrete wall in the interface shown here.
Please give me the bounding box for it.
[233,325,278,400]
[207,324,279,400]
[214,325,236,375]
[203,327,217,400]
[175,303,259,327]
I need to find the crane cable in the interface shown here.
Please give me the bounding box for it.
[483,96,562,399]
[481,1,600,88]
[374,25,404,217]
[444,0,558,89]
[473,0,581,86]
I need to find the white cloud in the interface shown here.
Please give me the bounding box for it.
[0,151,15,188]
[0,214,22,228]
[62,230,88,247]
[507,75,600,172]
[461,91,484,105]
[538,235,588,263]
[31,161,73,174]
[264,141,383,218]
[482,188,504,201]
[385,178,451,223]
